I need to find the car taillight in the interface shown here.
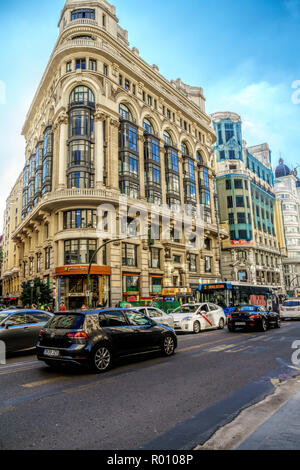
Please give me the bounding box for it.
[66,332,88,339]
[39,329,45,337]
[280,307,283,311]
[249,315,260,319]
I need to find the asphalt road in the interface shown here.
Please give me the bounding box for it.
[1,320,300,450]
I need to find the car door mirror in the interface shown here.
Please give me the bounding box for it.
[4,320,14,329]
[200,311,207,315]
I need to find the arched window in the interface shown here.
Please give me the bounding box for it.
[69,86,95,108]
[196,151,203,165]
[71,9,95,21]
[181,142,189,156]
[72,35,95,41]
[119,103,133,122]
[163,131,172,146]
[143,118,154,135]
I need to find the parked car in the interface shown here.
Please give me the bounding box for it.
[37,308,177,373]
[227,305,280,332]
[171,303,226,334]
[133,306,174,329]
[280,299,300,320]
[0,309,53,354]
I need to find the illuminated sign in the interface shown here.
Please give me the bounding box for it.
[202,284,226,290]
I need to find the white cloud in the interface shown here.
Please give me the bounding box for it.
[207,76,300,168]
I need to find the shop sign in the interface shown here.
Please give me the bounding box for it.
[162,288,192,296]
[231,240,253,246]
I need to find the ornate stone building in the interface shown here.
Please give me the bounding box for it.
[2,0,225,308]
[274,159,300,294]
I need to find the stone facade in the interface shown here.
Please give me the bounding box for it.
[2,0,225,308]
[274,160,300,294]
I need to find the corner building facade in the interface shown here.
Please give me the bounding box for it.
[212,112,286,294]
[4,0,225,309]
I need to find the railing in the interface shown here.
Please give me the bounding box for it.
[63,19,98,30]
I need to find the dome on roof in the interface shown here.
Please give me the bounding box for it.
[275,158,291,178]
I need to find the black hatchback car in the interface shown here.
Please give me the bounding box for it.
[0,309,53,354]
[37,308,177,372]
[227,305,280,332]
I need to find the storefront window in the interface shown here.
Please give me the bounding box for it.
[149,277,162,295]
[123,275,140,296]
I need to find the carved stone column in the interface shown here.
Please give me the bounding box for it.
[57,112,69,190]
[94,110,107,189]
[107,118,120,190]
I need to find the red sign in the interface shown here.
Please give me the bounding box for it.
[231,240,253,246]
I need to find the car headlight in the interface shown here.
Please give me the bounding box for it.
[183,316,192,321]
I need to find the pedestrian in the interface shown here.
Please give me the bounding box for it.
[60,302,66,311]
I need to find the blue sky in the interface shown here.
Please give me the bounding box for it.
[1,0,300,231]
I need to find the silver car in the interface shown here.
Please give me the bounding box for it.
[280,299,300,320]
[133,306,174,329]
[0,309,53,354]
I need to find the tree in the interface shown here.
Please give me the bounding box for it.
[21,277,52,307]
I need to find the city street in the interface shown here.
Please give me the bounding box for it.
[1,321,300,450]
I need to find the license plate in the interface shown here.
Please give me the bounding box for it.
[44,349,60,357]
[235,322,246,326]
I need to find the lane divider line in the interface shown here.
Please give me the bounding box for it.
[22,377,69,388]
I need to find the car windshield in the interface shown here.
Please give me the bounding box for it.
[173,305,199,314]
[237,306,259,312]
[283,301,300,307]
[0,313,9,322]
[47,314,85,330]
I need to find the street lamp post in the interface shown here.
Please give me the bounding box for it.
[86,233,148,309]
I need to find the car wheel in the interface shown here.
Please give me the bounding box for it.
[275,318,281,328]
[161,334,176,356]
[91,344,113,373]
[219,318,225,329]
[193,321,201,334]
[260,319,268,332]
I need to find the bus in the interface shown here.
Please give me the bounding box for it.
[198,282,274,316]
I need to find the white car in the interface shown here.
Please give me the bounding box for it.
[171,303,226,334]
[134,306,174,329]
[280,299,300,320]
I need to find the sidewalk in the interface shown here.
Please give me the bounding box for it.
[237,390,300,450]
[196,377,300,450]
